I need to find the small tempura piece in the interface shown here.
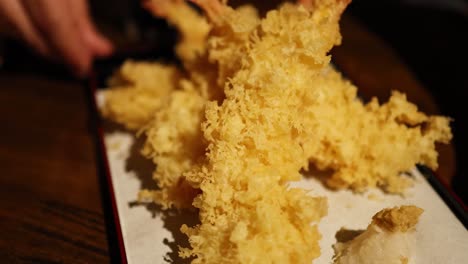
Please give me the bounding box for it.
[333,205,424,264]
[101,61,181,130]
[140,86,207,209]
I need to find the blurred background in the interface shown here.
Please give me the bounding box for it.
[1,0,466,202]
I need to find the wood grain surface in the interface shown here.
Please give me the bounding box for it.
[0,73,110,263]
[0,14,457,263]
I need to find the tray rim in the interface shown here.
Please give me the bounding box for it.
[87,73,128,263]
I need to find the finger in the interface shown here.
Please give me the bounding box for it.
[67,0,113,57]
[298,0,313,9]
[21,0,93,76]
[0,0,51,57]
[142,0,173,18]
[82,26,114,57]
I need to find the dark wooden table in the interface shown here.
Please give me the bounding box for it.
[0,15,457,263]
[0,73,111,263]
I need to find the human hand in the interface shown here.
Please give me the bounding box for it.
[0,0,113,77]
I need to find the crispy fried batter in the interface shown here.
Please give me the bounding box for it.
[372,205,424,233]
[140,86,207,209]
[298,68,451,193]
[101,0,451,263]
[101,61,180,130]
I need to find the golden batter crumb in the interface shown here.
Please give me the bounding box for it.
[400,256,409,264]
[367,193,381,201]
[372,205,424,233]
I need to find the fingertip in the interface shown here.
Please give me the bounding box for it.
[83,29,114,57]
[95,36,114,57]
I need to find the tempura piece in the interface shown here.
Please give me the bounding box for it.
[177,2,349,263]
[298,67,452,193]
[101,61,180,130]
[333,205,423,264]
[140,85,207,209]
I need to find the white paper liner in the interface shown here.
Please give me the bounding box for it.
[102,130,468,264]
